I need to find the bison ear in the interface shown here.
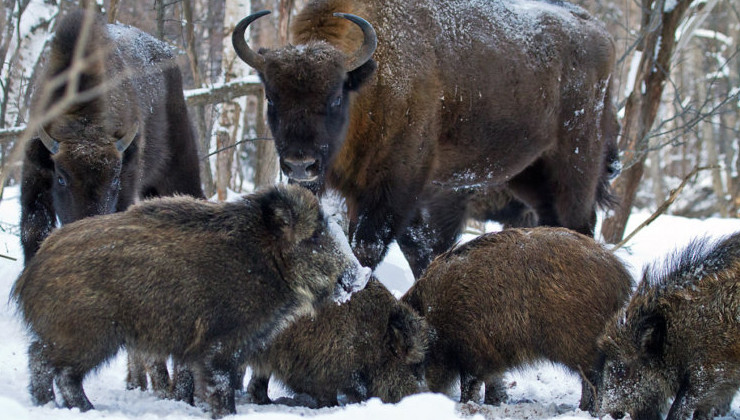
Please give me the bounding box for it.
[261,185,319,246]
[345,59,377,91]
[388,305,428,364]
[636,313,667,360]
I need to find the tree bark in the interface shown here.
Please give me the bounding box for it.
[601,0,695,243]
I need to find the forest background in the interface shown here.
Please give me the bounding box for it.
[0,0,739,243]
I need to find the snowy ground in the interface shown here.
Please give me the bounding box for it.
[1,184,740,420]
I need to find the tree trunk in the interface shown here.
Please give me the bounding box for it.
[601,0,695,243]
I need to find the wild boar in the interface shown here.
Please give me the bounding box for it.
[12,184,370,418]
[246,278,428,407]
[598,233,740,420]
[402,227,633,413]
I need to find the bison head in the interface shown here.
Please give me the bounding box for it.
[38,121,137,224]
[232,11,377,193]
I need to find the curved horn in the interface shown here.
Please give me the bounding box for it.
[232,10,271,73]
[333,13,377,72]
[38,125,60,155]
[116,122,139,153]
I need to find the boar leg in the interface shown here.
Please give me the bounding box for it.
[126,350,170,395]
[28,340,55,406]
[246,372,271,405]
[460,372,482,403]
[147,358,171,396]
[578,368,602,414]
[171,361,195,405]
[483,376,508,405]
[201,345,241,418]
[55,367,93,411]
[126,351,147,390]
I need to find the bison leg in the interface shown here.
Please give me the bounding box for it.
[28,340,55,406]
[55,367,94,411]
[246,372,271,405]
[483,376,508,406]
[398,192,469,278]
[460,372,482,403]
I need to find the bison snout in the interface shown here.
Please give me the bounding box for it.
[282,158,319,182]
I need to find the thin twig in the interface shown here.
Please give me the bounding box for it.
[0,253,17,261]
[202,137,273,160]
[611,165,718,251]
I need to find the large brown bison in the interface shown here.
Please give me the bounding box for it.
[20,9,204,398]
[233,0,620,277]
[20,9,204,264]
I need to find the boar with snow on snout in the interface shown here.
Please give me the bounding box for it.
[402,227,633,414]
[246,278,428,407]
[598,233,740,420]
[11,184,369,418]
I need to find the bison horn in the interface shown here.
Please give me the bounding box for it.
[38,125,60,155]
[333,13,377,72]
[115,122,139,153]
[232,10,270,74]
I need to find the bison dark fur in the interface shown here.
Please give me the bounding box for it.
[598,233,740,420]
[232,0,621,278]
[11,184,369,418]
[246,278,428,407]
[21,9,203,264]
[402,227,633,413]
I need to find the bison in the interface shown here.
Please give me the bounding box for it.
[402,227,633,413]
[246,278,428,407]
[598,233,740,420]
[12,184,371,418]
[20,9,205,396]
[20,9,204,264]
[232,0,620,277]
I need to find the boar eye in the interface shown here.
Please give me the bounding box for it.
[57,175,67,187]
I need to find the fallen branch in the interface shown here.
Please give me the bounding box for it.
[611,165,718,251]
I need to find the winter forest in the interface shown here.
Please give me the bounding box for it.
[1,0,740,419]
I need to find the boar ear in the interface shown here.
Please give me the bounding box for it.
[388,305,428,364]
[261,186,319,245]
[636,313,667,360]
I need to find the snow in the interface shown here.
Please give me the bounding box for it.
[2,185,740,419]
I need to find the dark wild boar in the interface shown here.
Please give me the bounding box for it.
[21,9,205,396]
[599,233,740,420]
[402,227,633,413]
[12,184,370,418]
[247,278,428,407]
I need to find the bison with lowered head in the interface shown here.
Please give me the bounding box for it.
[21,9,204,264]
[12,184,371,418]
[232,0,620,277]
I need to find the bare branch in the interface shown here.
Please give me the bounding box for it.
[611,165,718,251]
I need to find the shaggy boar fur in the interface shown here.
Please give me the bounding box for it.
[599,233,740,420]
[12,184,367,418]
[402,227,633,413]
[246,278,428,407]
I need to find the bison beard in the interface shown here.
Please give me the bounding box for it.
[232,0,621,278]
